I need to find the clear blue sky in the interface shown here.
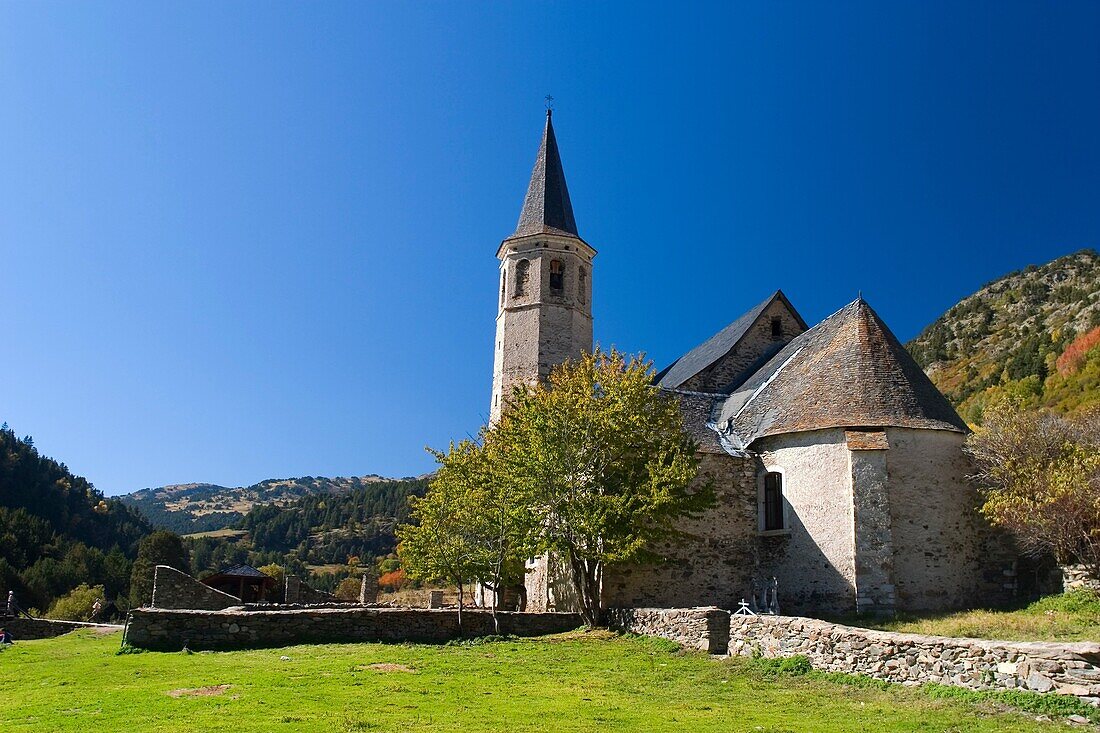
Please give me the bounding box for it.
[2,2,1098,495]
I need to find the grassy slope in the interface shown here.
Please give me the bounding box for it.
[0,630,1076,733]
[849,591,1100,643]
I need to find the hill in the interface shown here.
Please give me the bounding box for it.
[907,249,1100,424]
[182,476,430,584]
[0,424,151,610]
[119,474,411,535]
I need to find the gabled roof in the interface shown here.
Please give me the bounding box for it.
[655,290,806,391]
[716,298,968,448]
[511,110,580,240]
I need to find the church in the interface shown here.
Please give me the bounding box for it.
[489,111,1017,616]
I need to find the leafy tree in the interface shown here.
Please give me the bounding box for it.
[258,564,286,602]
[431,436,536,632]
[397,446,483,626]
[334,577,360,600]
[967,403,1100,578]
[494,349,708,626]
[129,531,189,608]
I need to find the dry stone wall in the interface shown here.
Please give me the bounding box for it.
[151,565,241,610]
[607,607,730,654]
[0,617,122,640]
[284,576,348,604]
[125,607,583,651]
[729,614,1100,701]
[1062,565,1100,593]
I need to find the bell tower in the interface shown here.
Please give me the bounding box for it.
[490,110,596,423]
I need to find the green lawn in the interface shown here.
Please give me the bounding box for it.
[847,591,1100,643]
[0,629,1085,732]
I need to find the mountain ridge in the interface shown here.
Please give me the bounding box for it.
[119,474,424,535]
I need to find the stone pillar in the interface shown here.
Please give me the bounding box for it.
[284,576,302,604]
[359,572,377,604]
[428,590,444,609]
[846,430,896,615]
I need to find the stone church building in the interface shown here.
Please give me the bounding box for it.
[489,111,1016,616]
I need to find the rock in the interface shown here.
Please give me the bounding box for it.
[1026,671,1055,693]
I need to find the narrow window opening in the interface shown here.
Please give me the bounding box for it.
[549,259,564,291]
[763,471,784,531]
[514,259,530,296]
[770,316,783,341]
[500,268,506,306]
[578,266,587,304]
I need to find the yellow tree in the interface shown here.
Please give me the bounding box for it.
[967,403,1100,578]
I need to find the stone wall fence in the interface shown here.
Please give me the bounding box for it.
[731,614,1100,702]
[610,606,1100,702]
[125,606,583,651]
[151,565,241,610]
[0,617,122,640]
[606,607,730,654]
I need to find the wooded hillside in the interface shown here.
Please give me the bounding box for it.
[907,249,1100,424]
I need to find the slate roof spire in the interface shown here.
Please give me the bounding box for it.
[512,109,580,239]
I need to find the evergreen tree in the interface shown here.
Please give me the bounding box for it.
[128,531,189,608]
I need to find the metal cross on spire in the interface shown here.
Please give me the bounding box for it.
[545,94,554,114]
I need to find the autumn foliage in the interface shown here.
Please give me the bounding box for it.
[1057,326,1100,377]
[378,568,407,591]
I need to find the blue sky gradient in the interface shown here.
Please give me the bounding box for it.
[2,2,1098,494]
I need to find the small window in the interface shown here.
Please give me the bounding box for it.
[514,259,530,296]
[578,266,587,304]
[500,268,506,306]
[549,259,564,290]
[770,316,783,341]
[763,471,784,531]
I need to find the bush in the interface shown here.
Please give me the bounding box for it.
[46,583,104,621]
[379,568,407,591]
[334,577,360,600]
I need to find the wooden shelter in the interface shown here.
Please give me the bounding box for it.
[201,564,276,603]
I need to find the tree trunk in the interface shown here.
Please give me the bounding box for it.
[490,573,501,635]
[567,552,601,627]
[457,582,464,632]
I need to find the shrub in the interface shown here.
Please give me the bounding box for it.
[379,568,407,591]
[46,583,104,621]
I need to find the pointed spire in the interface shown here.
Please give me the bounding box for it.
[512,110,580,239]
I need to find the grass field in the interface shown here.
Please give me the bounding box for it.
[846,591,1100,643]
[0,629,1092,732]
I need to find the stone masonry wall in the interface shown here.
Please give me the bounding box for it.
[124,607,583,651]
[600,452,759,610]
[885,428,1017,610]
[754,430,857,615]
[607,607,730,654]
[151,565,241,610]
[0,617,122,640]
[729,614,1100,701]
[1062,565,1100,593]
[680,298,805,393]
[284,576,348,604]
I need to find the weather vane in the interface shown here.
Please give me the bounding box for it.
[545,94,554,112]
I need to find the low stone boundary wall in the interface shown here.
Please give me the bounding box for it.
[1,617,122,640]
[730,615,1100,701]
[607,607,730,654]
[125,607,583,650]
[152,565,241,610]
